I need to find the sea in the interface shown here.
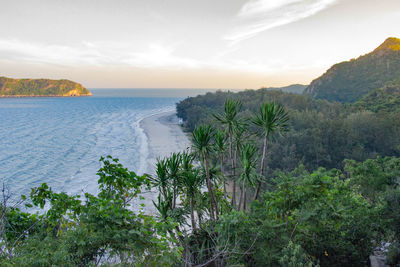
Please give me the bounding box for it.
[0,89,212,203]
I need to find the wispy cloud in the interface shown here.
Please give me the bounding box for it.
[0,39,200,69]
[225,0,338,45]
[0,38,317,74]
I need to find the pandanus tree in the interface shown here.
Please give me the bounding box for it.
[180,167,202,230]
[167,152,182,209]
[252,102,289,200]
[192,125,219,220]
[213,99,242,208]
[238,143,258,211]
[214,129,228,198]
[150,158,169,202]
[178,150,202,230]
[232,121,249,209]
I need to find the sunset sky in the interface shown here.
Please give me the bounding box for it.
[1,0,400,89]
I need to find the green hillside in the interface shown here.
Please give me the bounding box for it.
[304,37,400,102]
[354,82,400,112]
[0,76,92,97]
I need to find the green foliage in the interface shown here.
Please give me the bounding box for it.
[345,156,400,201]
[279,242,314,267]
[1,156,180,266]
[176,89,400,175]
[252,101,290,138]
[354,83,400,113]
[212,167,382,266]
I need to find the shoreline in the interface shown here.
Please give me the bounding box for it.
[140,110,191,175]
[136,110,191,213]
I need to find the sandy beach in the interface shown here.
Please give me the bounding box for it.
[141,110,191,175]
[136,110,191,213]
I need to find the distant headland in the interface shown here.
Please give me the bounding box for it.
[0,76,92,97]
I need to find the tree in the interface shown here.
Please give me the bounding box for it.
[192,125,219,220]
[214,129,228,199]
[150,158,170,202]
[180,167,203,230]
[166,152,182,209]
[238,143,258,211]
[252,102,289,200]
[213,99,243,208]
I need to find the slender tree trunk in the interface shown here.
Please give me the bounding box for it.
[221,155,227,200]
[243,184,247,211]
[204,154,219,220]
[254,135,268,200]
[234,148,240,210]
[173,179,177,209]
[238,182,243,211]
[190,197,196,230]
[229,130,236,209]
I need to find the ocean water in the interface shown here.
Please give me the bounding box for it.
[0,89,183,201]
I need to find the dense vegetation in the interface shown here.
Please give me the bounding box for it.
[0,76,92,96]
[304,37,400,103]
[1,91,400,265]
[177,89,400,175]
[354,83,400,113]
[262,84,307,94]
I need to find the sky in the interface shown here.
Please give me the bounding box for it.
[0,0,399,89]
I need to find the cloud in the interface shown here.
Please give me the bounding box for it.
[225,0,338,45]
[0,38,315,74]
[0,39,203,69]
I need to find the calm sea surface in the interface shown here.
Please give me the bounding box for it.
[0,89,188,201]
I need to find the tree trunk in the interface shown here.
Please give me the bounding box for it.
[254,135,268,200]
[173,179,177,209]
[238,182,243,211]
[190,197,196,230]
[229,130,236,209]
[221,154,227,200]
[241,180,246,211]
[204,154,219,220]
[234,148,239,210]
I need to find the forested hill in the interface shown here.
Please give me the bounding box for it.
[304,37,400,103]
[262,84,307,94]
[354,83,400,112]
[176,89,400,173]
[0,76,92,97]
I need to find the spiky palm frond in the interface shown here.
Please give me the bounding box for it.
[181,150,195,172]
[212,99,242,131]
[239,143,258,187]
[252,102,289,138]
[149,158,169,190]
[192,125,215,159]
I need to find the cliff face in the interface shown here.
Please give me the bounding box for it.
[304,37,400,103]
[0,77,92,97]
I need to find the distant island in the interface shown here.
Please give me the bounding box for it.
[0,76,92,97]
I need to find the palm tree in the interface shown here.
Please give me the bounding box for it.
[238,143,258,211]
[252,102,289,200]
[150,158,169,202]
[167,152,181,209]
[180,168,202,230]
[214,129,227,199]
[181,150,195,172]
[213,99,242,208]
[233,121,249,210]
[192,124,219,220]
